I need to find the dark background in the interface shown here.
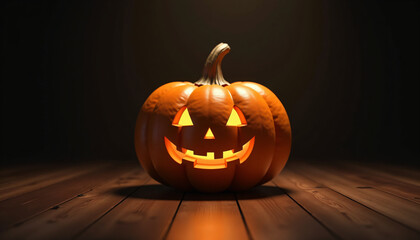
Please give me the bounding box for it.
[2,0,419,165]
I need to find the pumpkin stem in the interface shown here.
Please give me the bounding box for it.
[195,43,231,86]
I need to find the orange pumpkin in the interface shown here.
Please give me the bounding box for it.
[135,43,291,192]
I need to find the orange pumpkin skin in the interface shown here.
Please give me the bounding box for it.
[135,43,291,192]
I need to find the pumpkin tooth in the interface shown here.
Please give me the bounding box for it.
[223,150,235,158]
[214,151,224,159]
[185,149,194,156]
[206,152,214,159]
[193,149,207,156]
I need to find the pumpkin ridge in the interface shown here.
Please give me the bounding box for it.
[136,82,187,185]
[235,82,292,184]
[225,83,276,190]
[147,84,196,190]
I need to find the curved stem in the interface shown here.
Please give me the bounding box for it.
[195,43,231,86]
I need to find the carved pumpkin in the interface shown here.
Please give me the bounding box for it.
[135,43,291,192]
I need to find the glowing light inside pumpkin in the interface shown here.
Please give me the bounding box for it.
[172,107,193,126]
[167,105,254,169]
[204,128,215,139]
[226,106,247,126]
[164,136,255,169]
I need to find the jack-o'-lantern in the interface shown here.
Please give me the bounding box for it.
[135,43,291,192]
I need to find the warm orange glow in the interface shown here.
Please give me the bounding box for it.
[172,107,193,126]
[164,137,183,164]
[164,136,255,169]
[204,128,215,139]
[226,106,247,126]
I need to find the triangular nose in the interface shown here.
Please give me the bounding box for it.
[204,128,215,139]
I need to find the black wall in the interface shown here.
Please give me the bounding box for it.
[2,0,419,164]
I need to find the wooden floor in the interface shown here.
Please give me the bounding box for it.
[0,160,419,240]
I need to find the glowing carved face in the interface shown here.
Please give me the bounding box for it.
[164,106,255,169]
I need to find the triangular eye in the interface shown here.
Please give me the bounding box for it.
[172,107,193,126]
[226,106,247,126]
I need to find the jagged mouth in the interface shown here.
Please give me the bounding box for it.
[164,137,255,169]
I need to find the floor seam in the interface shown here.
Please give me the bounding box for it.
[235,193,254,240]
[71,186,140,239]
[162,191,185,240]
[271,180,342,240]
[293,167,420,234]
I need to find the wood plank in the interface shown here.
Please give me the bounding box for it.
[76,179,183,240]
[327,162,420,204]
[236,182,334,240]
[0,164,62,186]
[166,193,249,240]
[0,162,136,231]
[372,163,420,186]
[274,169,420,240]
[0,162,110,188]
[343,162,420,187]
[0,163,110,201]
[0,164,43,179]
[0,168,148,240]
[294,163,420,232]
